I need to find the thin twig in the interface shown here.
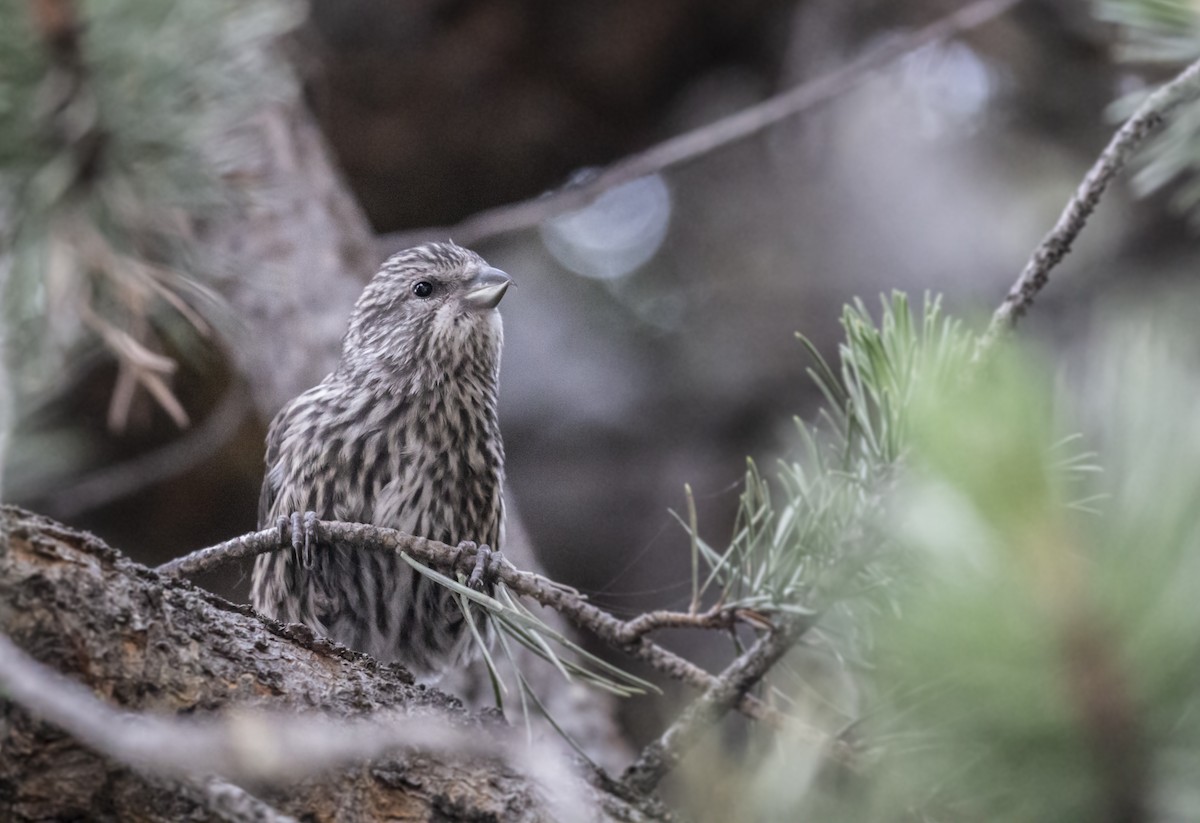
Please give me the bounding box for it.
[980,55,1200,352]
[156,520,792,727]
[377,0,1023,252]
[615,605,745,644]
[620,615,813,795]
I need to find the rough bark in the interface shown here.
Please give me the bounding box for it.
[0,507,648,822]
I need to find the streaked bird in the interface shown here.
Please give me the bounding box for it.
[251,242,510,679]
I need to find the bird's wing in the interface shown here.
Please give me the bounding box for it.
[256,404,290,529]
[257,468,277,530]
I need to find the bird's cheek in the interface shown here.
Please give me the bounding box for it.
[430,301,462,334]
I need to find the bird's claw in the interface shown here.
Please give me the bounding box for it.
[282,511,320,568]
[304,511,320,568]
[454,541,500,591]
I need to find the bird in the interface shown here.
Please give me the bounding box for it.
[250,242,511,679]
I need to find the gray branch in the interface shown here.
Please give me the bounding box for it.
[0,631,570,786]
[378,0,1024,252]
[620,615,815,795]
[981,55,1200,351]
[157,519,798,730]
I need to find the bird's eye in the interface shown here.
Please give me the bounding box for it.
[411,280,434,298]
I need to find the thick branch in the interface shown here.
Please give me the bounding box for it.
[3,621,299,821]
[0,631,566,785]
[378,0,1023,252]
[981,56,1200,350]
[157,520,791,728]
[0,507,648,822]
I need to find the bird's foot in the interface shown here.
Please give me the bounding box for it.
[456,541,502,591]
[278,512,320,568]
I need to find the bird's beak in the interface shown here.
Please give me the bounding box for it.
[463,267,513,310]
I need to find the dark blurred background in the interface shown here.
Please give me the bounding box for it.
[11,0,1196,743]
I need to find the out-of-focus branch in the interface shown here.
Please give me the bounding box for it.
[4,617,298,821]
[0,631,554,786]
[157,520,793,728]
[620,615,813,795]
[1059,615,1147,823]
[980,55,1200,352]
[377,0,1024,253]
[23,386,250,519]
[29,0,105,182]
[178,777,297,823]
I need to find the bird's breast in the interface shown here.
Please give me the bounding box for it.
[351,386,503,548]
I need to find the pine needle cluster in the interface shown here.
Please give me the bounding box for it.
[0,0,299,436]
[1097,0,1200,221]
[671,290,1200,822]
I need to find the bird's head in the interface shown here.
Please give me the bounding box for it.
[339,242,512,389]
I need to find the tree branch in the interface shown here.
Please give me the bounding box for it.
[157,520,796,729]
[620,615,814,795]
[3,621,298,822]
[614,606,747,644]
[377,0,1024,252]
[0,507,649,822]
[980,55,1200,351]
[0,630,584,791]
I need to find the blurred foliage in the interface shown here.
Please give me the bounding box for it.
[1097,0,1200,60]
[681,295,976,661]
[675,293,1200,822]
[0,0,300,444]
[671,294,978,816]
[1095,0,1200,222]
[852,314,1200,822]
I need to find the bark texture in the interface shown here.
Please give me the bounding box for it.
[0,507,645,822]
